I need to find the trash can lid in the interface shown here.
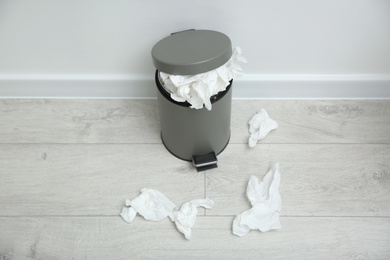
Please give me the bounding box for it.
[151,30,232,75]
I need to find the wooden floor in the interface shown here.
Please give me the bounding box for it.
[0,99,390,259]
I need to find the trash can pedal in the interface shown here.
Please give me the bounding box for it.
[192,152,218,172]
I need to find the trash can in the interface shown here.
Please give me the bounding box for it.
[151,29,233,171]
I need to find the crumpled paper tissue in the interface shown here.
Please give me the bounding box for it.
[120,188,176,223]
[248,108,278,148]
[232,163,281,237]
[120,188,213,240]
[160,47,247,111]
[173,198,214,240]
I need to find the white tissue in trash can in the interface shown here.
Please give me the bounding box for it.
[232,163,281,237]
[120,189,214,240]
[173,198,214,240]
[160,47,247,111]
[248,108,278,147]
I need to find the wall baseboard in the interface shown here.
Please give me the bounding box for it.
[0,74,389,99]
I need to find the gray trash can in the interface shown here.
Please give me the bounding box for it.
[151,29,233,171]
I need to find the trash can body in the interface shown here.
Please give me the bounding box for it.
[155,71,232,161]
[151,29,234,168]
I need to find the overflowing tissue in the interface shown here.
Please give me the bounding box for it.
[160,47,247,110]
[248,109,278,148]
[120,188,213,240]
[232,163,282,237]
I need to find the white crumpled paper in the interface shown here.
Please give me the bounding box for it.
[232,163,281,237]
[160,47,247,111]
[248,108,278,148]
[173,198,214,240]
[120,188,213,240]
[120,188,176,223]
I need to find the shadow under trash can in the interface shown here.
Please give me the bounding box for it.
[151,29,234,172]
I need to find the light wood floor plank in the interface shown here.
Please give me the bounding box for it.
[0,99,161,144]
[0,216,389,260]
[1,99,389,144]
[0,144,203,216]
[206,144,390,217]
[231,99,390,144]
[2,143,388,218]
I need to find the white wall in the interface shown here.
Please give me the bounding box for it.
[0,0,389,97]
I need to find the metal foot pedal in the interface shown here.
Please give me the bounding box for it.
[192,152,218,172]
